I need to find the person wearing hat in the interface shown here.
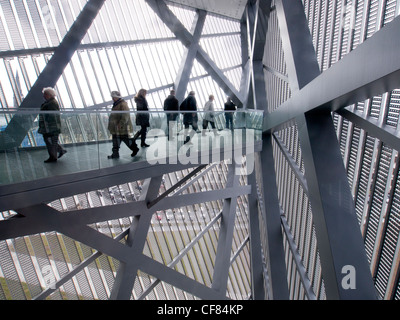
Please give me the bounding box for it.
[107,91,138,159]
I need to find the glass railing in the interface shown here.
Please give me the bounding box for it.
[0,109,263,185]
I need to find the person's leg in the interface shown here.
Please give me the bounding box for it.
[57,140,67,158]
[202,120,208,135]
[108,134,121,158]
[43,134,58,162]
[185,122,197,143]
[228,114,233,130]
[184,122,190,144]
[140,125,149,147]
[168,119,177,140]
[132,130,141,141]
[121,134,139,157]
[210,121,219,136]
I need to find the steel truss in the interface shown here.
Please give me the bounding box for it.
[1,0,400,300]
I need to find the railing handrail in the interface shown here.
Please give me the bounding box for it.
[0,109,264,115]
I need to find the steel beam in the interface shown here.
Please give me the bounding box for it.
[0,183,251,241]
[33,229,129,300]
[174,10,207,102]
[264,15,400,132]
[137,212,223,300]
[140,255,224,300]
[273,0,377,299]
[247,169,265,299]
[275,0,320,92]
[0,140,261,211]
[297,110,377,299]
[145,0,242,106]
[0,0,106,148]
[259,134,289,299]
[273,134,308,194]
[337,107,400,152]
[243,0,272,110]
[110,176,163,300]
[280,215,316,300]
[242,0,289,300]
[211,163,241,295]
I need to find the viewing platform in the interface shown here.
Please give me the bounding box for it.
[0,110,263,210]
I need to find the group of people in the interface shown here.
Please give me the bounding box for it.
[38,87,237,162]
[164,90,237,144]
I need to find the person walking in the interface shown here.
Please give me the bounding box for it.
[164,89,179,140]
[202,94,218,136]
[38,87,67,163]
[133,89,150,147]
[224,96,236,130]
[107,91,138,159]
[180,91,199,144]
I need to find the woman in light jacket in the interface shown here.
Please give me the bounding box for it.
[202,94,218,136]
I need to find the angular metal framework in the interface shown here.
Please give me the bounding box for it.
[0,0,399,300]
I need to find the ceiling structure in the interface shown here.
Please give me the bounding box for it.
[166,0,248,19]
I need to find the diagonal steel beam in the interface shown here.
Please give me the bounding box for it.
[258,134,289,299]
[0,183,251,241]
[0,0,106,148]
[174,9,207,102]
[244,0,272,111]
[110,177,163,300]
[337,107,400,152]
[272,133,308,194]
[264,14,400,132]
[211,162,241,295]
[147,165,207,209]
[33,229,129,300]
[275,0,320,92]
[16,204,133,263]
[137,212,222,300]
[280,215,316,300]
[274,0,376,299]
[139,255,225,300]
[145,0,242,105]
[247,168,265,299]
[297,111,377,299]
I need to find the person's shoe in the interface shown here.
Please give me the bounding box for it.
[107,154,119,159]
[44,157,57,163]
[131,146,139,157]
[130,142,139,156]
[58,149,67,158]
[141,143,150,147]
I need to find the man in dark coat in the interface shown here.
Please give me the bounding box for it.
[180,91,198,144]
[224,96,236,130]
[133,88,150,147]
[38,87,67,163]
[163,89,179,139]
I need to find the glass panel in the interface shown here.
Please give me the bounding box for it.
[0,109,262,185]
